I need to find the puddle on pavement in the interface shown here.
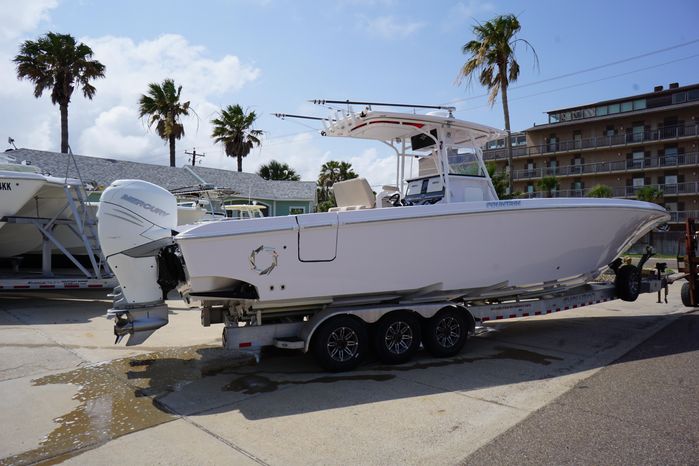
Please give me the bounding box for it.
[0,346,254,466]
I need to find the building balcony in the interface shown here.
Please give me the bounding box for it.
[512,152,699,180]
[483,123,699,161]
[521,182,699,201]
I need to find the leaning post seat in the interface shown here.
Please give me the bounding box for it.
[329,177,376,212]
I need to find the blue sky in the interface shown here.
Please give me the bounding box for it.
[1,0,698,186]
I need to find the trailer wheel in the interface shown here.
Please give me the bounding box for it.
[615,264,641,302]
[423,307,468,358]
[373,312,421,364]
[311,315,368,372]
[681,282,697,307]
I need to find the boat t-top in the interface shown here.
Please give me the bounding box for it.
[96,101,669,368]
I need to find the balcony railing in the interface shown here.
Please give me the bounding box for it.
[483,123,699,160]
[521,182,699,200]
[512,152,699,180]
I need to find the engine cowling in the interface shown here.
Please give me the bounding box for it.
[98,179,178,345]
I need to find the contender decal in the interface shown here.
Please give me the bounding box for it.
[486,200,521,208]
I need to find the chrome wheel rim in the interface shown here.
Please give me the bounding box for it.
[435,316,461,348]
[384,321,414,355]
[327,326,359,362]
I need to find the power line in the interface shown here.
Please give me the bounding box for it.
[448,37,699,105]
[455,53,699,113]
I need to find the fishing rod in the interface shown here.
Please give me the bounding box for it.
[310,99,456,112]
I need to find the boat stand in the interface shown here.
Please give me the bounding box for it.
[0,183,114,290]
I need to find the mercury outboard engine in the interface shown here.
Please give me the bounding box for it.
[98,180,179,345]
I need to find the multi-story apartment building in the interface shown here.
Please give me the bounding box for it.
[483,82,699,233]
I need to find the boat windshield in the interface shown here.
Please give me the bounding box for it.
[447,149,485,177]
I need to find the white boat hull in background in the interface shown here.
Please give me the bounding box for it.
[0,176,83,258]
[0,171,47,233]
[176,198,669,308]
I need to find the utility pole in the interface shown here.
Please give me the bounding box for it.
[185,148,205,166]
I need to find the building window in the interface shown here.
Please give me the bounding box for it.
[621,101,633,112]
[632,177,645,188]
[632,124,645,142]
[672,92,687,104]
[631,151,645,169]
[289,206,306,215]
[596,105,608,116]
[605,126,616,137]
[608,103,621,114]
[633,99,647,110]
[547,135,558,152]
[664,146,678,165]
[526,184,534,194]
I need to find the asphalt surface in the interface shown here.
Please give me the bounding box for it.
[462,310,699,465]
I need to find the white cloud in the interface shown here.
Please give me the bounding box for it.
[79,106,158,160]
[359,15,425,39]
[0,0,57,40]
[66,34,261,163]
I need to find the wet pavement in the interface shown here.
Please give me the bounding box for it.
[0,285,694,465]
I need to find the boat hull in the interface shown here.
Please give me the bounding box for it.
[175,198,669,308]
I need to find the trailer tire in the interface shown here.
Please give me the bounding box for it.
[373,312,421,365]
[615,264,640,302]
[311,315,368,372]
[681,282,697,307]
[423,307,468,358]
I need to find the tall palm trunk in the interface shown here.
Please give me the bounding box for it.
[169,135,176,167]
[499,71,513,195]
[60,102,69,153]
[237,155,243,172]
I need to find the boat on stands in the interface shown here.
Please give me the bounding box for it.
[96,102,669,355]
[0,152,88,258]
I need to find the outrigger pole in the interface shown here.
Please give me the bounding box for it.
[310,99,456,113]
[272,113,329,121]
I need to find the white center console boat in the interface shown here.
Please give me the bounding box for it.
[97,102,670,370]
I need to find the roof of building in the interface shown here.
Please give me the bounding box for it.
[6,148,316,202]
[544,82,699,114]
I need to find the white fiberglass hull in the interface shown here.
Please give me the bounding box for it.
[0,171,47,233]
[175,198,669,308]
[0,176,81,258]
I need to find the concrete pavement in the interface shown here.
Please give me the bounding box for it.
[0,283,694,465]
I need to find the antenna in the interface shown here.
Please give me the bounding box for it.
[7,137,17,150]
[310,99,456,113]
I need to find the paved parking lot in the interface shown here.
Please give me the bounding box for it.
[0,283,694,465]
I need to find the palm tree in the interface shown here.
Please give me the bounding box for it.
[14,32,105,153]
[317,161,358,211]
[537,176,558,198]
[587,184,613,198]
[635,186,663,204]
[458,14,537,194]
[138,79,191,167]
[211,104,263,172]
[257,160,301,181]
[486,162,508,199]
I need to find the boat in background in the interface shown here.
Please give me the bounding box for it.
[223,203,266,219]
[0,152,88,258]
